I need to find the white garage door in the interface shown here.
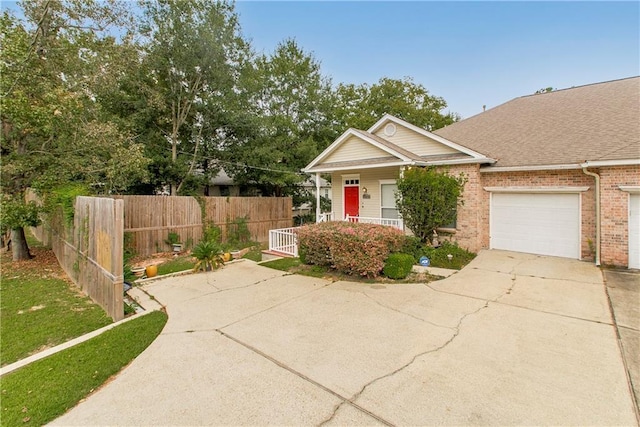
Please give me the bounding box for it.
[629,194,640,269]
[491,193,581,259]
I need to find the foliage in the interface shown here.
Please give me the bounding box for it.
[396,167,467,243]
[421,240,476,270]
[296,221,405,278]
[43,183,91,225]
[226,216,251,248]
[0,197,41,233]
[140,0,252,195]
[0,310,167,426]
[192,240,224,272]
[383,253,416,279]
[224,39,338,196]
[335,77,458,131]
[164,231,180,246]
[202,223,223,244]
[0,246,112,366]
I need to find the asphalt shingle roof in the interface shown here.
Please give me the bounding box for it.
[433,77,640,167]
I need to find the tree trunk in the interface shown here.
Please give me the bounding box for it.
[11,227,32,261]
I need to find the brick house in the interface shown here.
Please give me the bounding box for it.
[303,77,640,268]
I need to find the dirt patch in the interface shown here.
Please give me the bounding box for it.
[130,252,185,269]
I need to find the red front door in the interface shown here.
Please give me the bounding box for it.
[344,186,359,218]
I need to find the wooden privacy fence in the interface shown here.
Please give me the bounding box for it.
[30,195,125,321]
[118,196,292,257]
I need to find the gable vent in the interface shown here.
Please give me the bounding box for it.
[384,123,396,136]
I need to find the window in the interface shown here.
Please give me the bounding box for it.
[344,179,359,186]
[381,182,399,219]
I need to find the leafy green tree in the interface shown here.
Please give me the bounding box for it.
[140,0,253,195]
[395,167,467,243]
[225,39,338,196]
[335,77,458,131]
[1,2,148,260]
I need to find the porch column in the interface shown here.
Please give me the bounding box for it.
[315,173,321,222]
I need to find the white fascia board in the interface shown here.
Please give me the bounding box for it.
[304,128,356,171]
[367,114,488,159]
[483,186,590,193]
[415,158,497,166]
[304,161,411,174]
[581,159,640,168]
[304,128,411,171]
[480,163,583,173]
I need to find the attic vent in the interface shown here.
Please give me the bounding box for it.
[383,123,396,136]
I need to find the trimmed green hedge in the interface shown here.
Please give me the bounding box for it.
[383,253,415,279]
[296,221,405,277]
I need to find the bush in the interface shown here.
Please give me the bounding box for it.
[401,236,424,263]
[383,253,415,279]
[295,221,405,278]
[421,240,476,270]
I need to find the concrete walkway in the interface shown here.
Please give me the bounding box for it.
[51,250,638,426]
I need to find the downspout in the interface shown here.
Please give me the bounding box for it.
[315,173,321,223]
[582,165,601,266]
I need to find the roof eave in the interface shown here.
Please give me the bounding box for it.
[303,160,412,174]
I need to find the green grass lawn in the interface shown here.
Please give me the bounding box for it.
[156,255,195,276]
[0,310,168,427]
[0,248,113,367]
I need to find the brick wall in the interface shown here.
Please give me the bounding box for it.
[478,169,597,260]
[442,164,484,253]
[599,165,640,266]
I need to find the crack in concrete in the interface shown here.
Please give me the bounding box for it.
[345,299,490,406]
[316,401,348,427]
[217,280,333,330]
[216,330,395,427]
[343,259,532,408]
[359,291,456,331]
[181,274,285,303]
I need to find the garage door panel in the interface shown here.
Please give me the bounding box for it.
[491,193,580,259]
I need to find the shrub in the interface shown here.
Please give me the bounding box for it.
[295,221,405,278]
[192,240,224,272]
[396,167,467,243]
[401,235,424,263]
[383,253,415,279]
[421,240,476,270]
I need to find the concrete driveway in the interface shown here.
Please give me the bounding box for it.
[52,250,638,426]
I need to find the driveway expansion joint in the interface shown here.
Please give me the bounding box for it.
[216,329,395,427]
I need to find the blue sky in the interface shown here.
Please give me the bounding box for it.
[3,1,638,119]
[235,1,639,119]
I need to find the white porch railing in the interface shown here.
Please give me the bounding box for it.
[317,212,332,222]
[268,227,299,257]
[268,216,403,257]
[344,214,404,230]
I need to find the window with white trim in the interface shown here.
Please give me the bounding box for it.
[381,182,399,219]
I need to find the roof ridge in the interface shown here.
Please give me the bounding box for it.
[518,75,640,100]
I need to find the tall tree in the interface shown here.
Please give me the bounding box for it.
[0,2,148,260]
[225,39,337,196]
[140,0,252,195]
[335,77,458,131]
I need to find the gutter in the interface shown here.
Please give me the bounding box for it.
[581,163,601,266]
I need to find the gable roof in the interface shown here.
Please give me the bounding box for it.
[303,117,495,173]
[433,76,640,169]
